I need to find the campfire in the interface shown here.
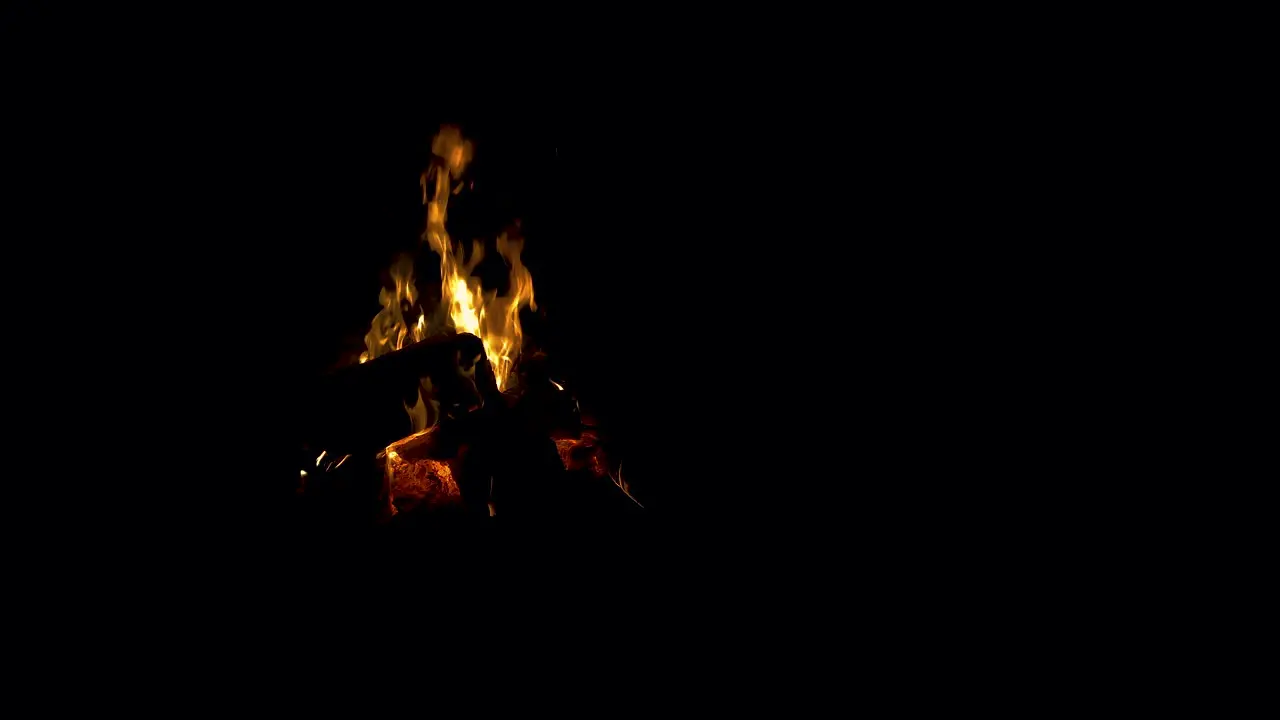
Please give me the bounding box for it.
[296,127,641,528]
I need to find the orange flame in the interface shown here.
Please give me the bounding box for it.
[422,127,535,391]
[360,255,426,364]
[361,126,537,412]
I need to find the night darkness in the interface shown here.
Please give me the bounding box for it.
[0,7,1140,670]
[4,18,1045,591]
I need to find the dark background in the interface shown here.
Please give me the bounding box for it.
[90,85,983,536]
[2,20,1144,674]
[0,7,1154,666]
[1,15,1043,557]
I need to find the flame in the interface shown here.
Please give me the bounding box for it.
[362,255,426,363]
[422,127,535,391]
[360,126,538,418]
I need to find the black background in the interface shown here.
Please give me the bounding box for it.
[0,7,1184,686]
[1,10,1065,594]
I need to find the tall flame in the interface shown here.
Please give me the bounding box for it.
[422,128,535,391]
[360,126,537,395]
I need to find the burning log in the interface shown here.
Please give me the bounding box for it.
[299,332,646,526]
[383,434,462,516]
[302,331,498,456]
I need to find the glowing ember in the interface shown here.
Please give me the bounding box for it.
[386,452,461,511]
[555,436,606,476]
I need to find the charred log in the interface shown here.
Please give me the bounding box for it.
[296,331,641,530]
[301,331,500,455]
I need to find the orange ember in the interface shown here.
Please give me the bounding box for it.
[387,451,461,512]
[555,436,606,476]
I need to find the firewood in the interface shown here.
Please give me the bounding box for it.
[302,331,498,454]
